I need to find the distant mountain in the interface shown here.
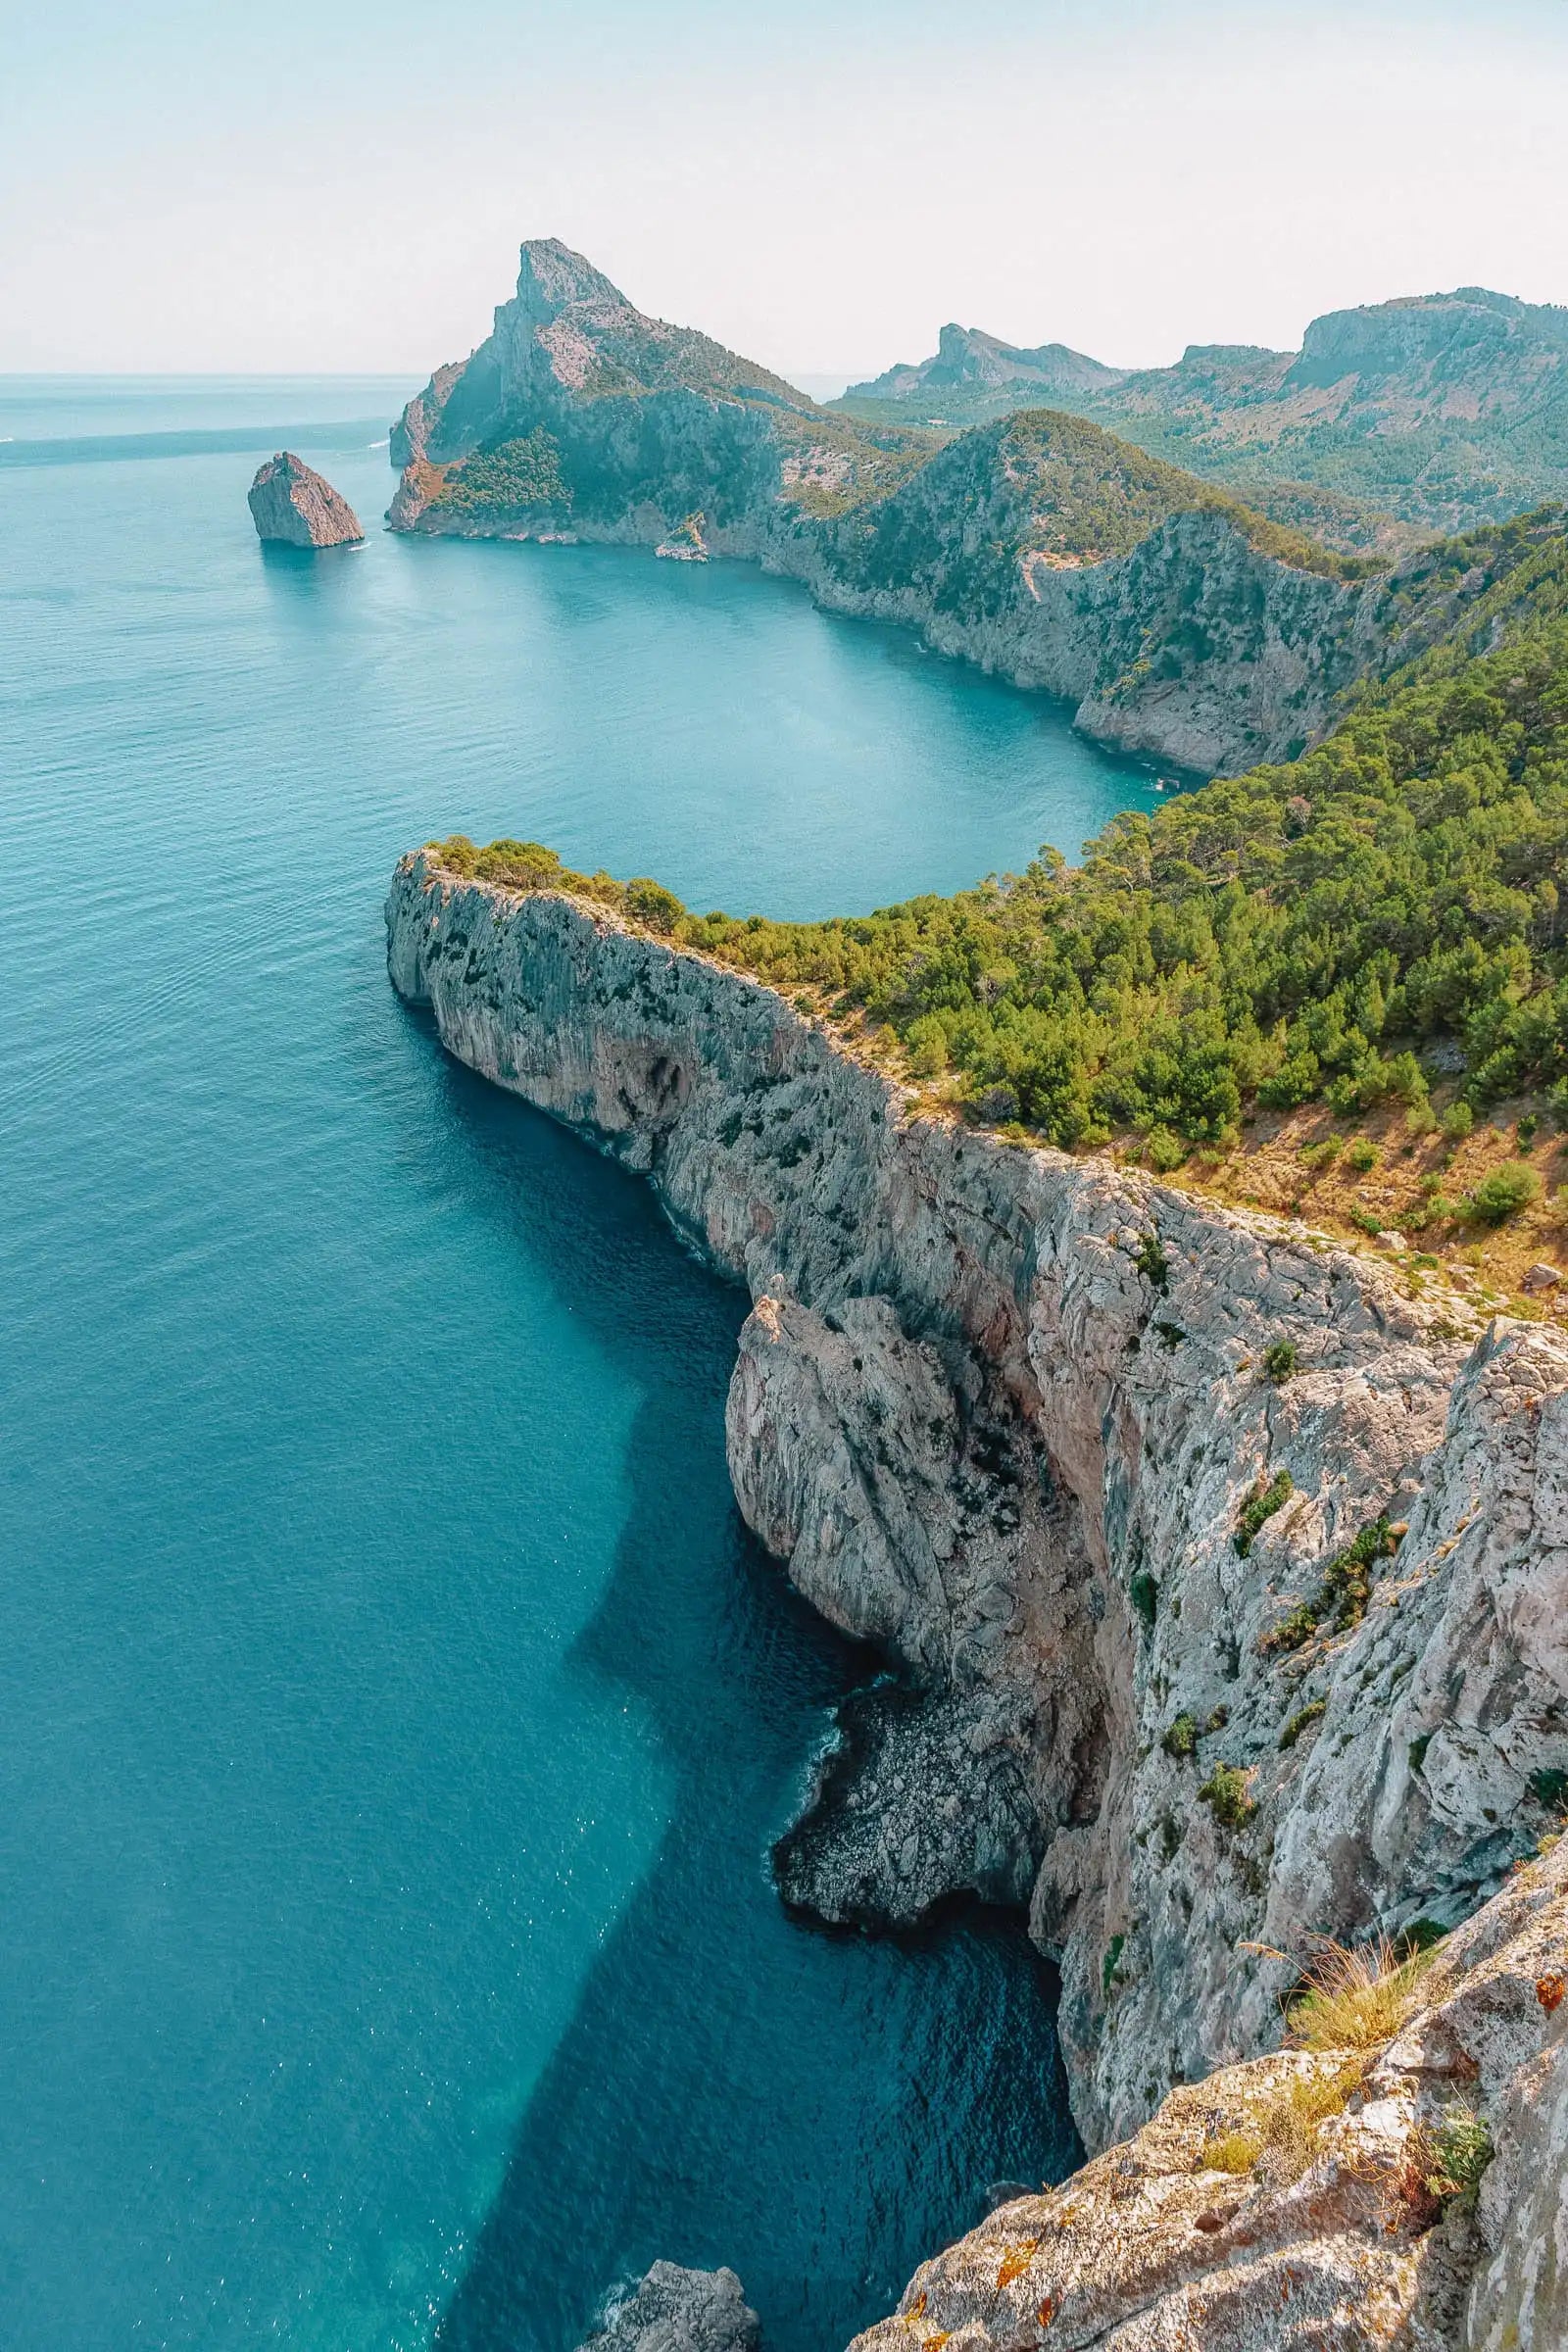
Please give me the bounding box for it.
[847,323,1124,407]
[390,238,933,534]
[835,287,1568,534]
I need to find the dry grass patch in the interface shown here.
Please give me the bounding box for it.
[1140,1096,1568,1304]
[1287,1935,1440,2053]
[1201,2059,1364,2181]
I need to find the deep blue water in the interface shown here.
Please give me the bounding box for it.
[0,382,1156,2351]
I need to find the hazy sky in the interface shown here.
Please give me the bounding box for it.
[3,0,1564,380]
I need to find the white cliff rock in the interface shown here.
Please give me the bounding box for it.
[385,857,1568,2346]
[850,1838,1568,2352]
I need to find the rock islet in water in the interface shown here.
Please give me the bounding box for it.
[247,450,364,547]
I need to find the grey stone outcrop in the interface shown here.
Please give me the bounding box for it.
[247,451,363,547]
[576,2264,760,2352]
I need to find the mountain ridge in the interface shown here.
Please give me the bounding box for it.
[836,285,1568,533]
[387,239,1548,777]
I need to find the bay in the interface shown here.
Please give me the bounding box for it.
[0,382,1156,2351]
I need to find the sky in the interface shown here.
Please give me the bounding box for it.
[2,0,1565,382]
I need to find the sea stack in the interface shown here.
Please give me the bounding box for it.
[247,452,364,548]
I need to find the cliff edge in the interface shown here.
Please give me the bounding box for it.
[385,856,1568,2345]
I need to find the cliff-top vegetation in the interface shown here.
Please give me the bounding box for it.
[918,411,1387,579]
[429,510,1568,1203]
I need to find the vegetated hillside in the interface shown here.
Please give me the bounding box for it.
[837,287,1568,537]
[789,423,1564,777]
[387,243,1556,779]
[808,407,1381,589]
[431,509,1568,1165]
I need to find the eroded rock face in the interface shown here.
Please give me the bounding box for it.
[386,860,1568,2347]
[385,859,1568,2166]
[788,486,1380,777]
[247,452,363,548]
[852,1838,1568,2352]
[577,2263,760,2352]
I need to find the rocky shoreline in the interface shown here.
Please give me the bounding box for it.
[386,856,1568,2344]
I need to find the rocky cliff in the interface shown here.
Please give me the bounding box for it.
[385,858,1568,2136]
[853,1838,1568,2351]
[386,856,1568,2346]
[247,451,363,547]
[386,243,1471,777]
[784,439,1384,774]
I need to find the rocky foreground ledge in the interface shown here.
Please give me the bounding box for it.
[385,855,1568,2345]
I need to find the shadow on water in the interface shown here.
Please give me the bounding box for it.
[400,1019,1079,2352]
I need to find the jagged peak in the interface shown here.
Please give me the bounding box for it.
[513,237,631,319]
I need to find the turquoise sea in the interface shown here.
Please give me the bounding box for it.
[0,379,1162,2351]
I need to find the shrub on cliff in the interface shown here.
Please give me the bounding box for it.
[1234,1470,1293,1557]
[472,838,567,888]
[1197,1761,1256,1830]
[624,878,686,935]
[433,428,570,518]
[1463,1159,1544,1224]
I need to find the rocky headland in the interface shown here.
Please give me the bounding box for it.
[385,854,1568,2347]
[383,242,1562,777]
[247,451,364,548]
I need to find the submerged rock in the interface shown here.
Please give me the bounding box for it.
[577,2263,760,2352]
[247,452,363,548]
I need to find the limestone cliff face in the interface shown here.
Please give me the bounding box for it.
[853,1838,1568,2352]
[247,451,363,547]
[386,858,1568,2171]
[783,502,1377,776]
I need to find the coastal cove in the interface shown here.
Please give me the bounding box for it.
[0,389,1171,2351]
